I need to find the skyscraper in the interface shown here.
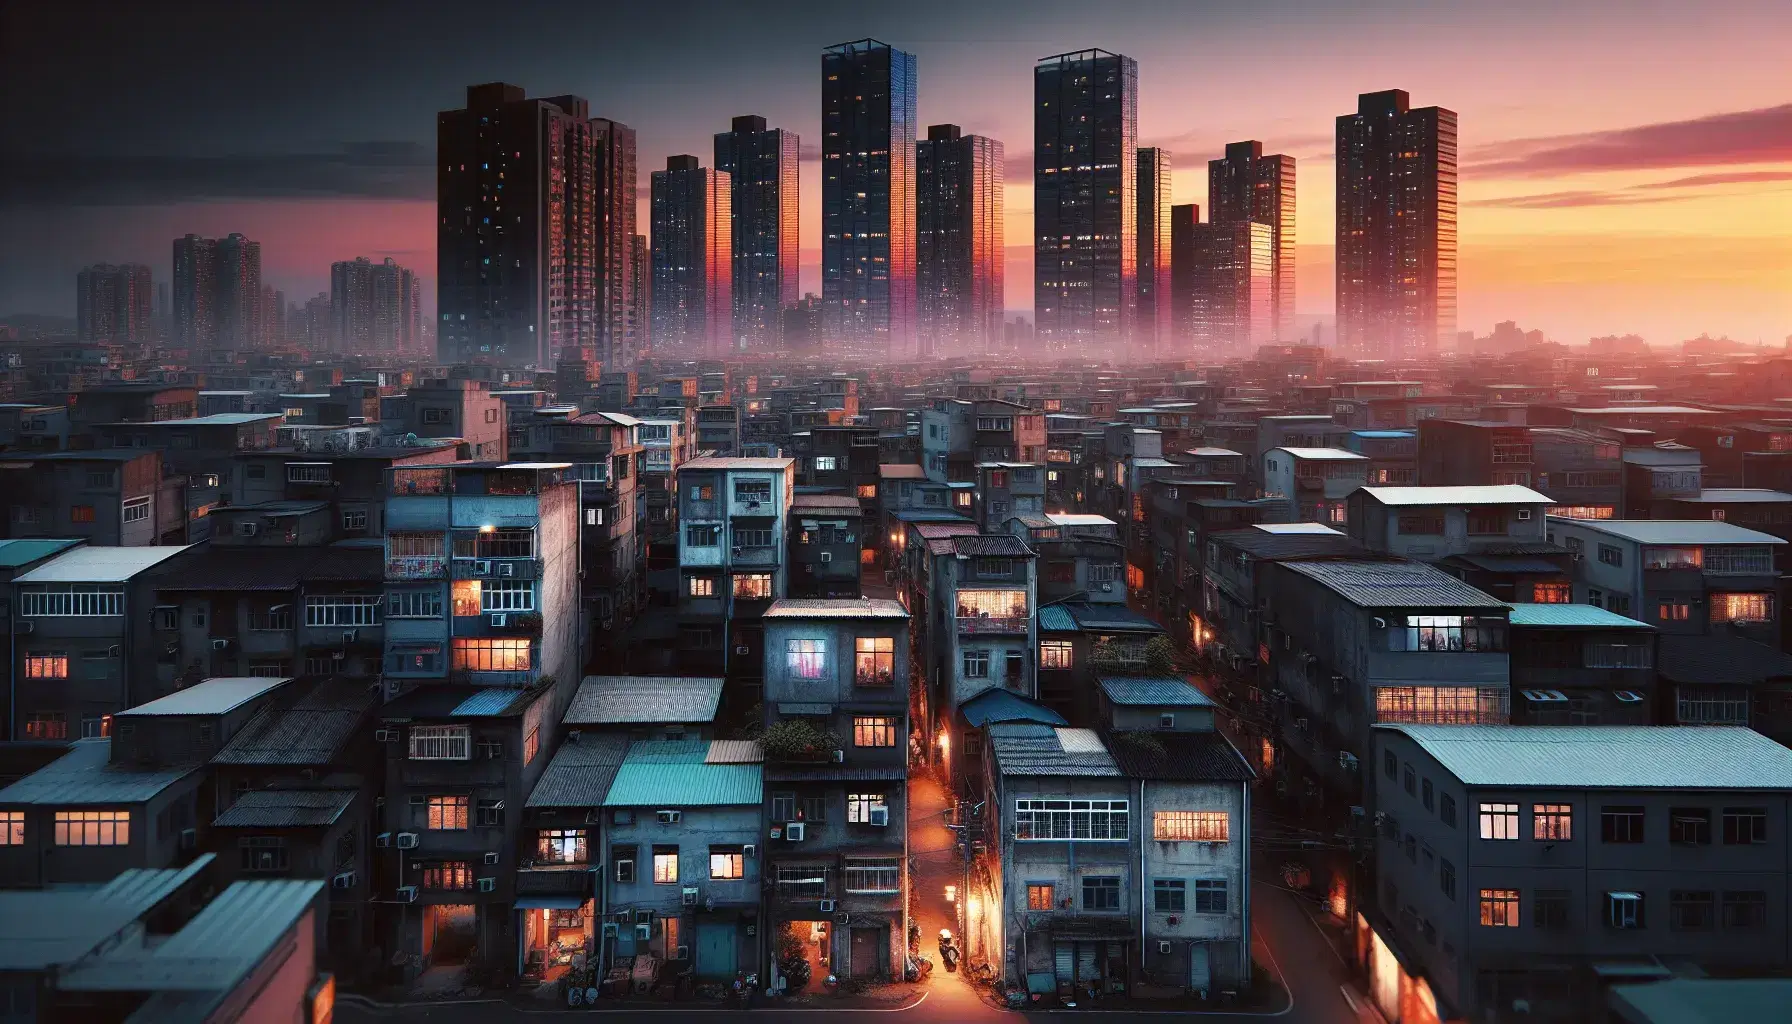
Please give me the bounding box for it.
[75,263,152,342]
[1208,140,1295,341]
[650,156,732,355]
[628,234,650,354]
[593,117,638,367]
[172,234,216,348]
[916,124,1004,357]
[333,256,421,354]
[821,39,917,359]
[1134,147,1172,359]
[715,115,800,350]
[214,232,262,347]
[1335,90,1458,358]
[1035,49,1138,353]
[1172,205,1271,354]
[437,82,598,366]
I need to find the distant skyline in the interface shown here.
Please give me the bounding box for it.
[3,0,1790,344]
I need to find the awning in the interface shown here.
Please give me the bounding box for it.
[515,896,586,910]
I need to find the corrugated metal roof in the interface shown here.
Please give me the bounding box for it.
[525,732,631,808]
[958,689,1067,728]
[682,456,794,471]
[0,538,83,569]
[1679,489,1792,503]
[706,740,764,764]
[1272,447,1365,460]
[15,545,191,583]
[1282,560,1507,609]
[1507,604,1653,629]
[451,689,525,716]
[1551,518,1786,546]
[1037,605,1078,632]
[0,739,198,805]
[117,677,292,718]
[763,598,909,620]
[1106,731,1255,782]
[565,676,723,725]
[603,745,762,807]
[0,859,211,971]
[1253,522,1343,535]
[86,879,325,992]
[1099,677,1216,707]
[989,723,1121,777]
[1383,725,1792,789]
[1068,603,1164,633]
[1046,514,1117,527]
[213,679,374,765]
[1362,484,1552,506]
[212,789,355,828]
[952,535,1035,557]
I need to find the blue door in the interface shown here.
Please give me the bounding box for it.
[696,921,736,978]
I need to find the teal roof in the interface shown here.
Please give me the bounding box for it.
[1507,604,1654,630]
[959,688,1068,728]
[603,740,762,806]
[0,538,82,569]
[451,690,524,716]
[1099,677,1217,707]
[1037,605,1078,632]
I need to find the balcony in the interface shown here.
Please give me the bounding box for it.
[387,555,447,580]
[730,545,781,567]
[958,615,1027,635]
[517,863,595,898]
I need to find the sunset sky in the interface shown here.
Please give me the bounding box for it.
[3,0,1789,344]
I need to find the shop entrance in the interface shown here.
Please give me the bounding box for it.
[424,904,477,965]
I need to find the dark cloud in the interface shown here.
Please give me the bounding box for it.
[1464,189,1686,210]
[1634,169,1792,190]
[1468,103,1792,177]
[0,142,433,207]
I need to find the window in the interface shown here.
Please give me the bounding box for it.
[1401,615,1505,652]
[446,637,532,673]
[54,810,128,846]
[241,836,289,873]
[427,796,469,830]
[687,575,716,598]
[70,504,95,524]
[1398,514,1444,535]
[857,483,877,499]
[342,509,368,531]
[812,456,838,472]
[1534,889,1571,930]
[1082,876,1121,910]
[733,573,773,600]
[1670,807,1712,845]
[122,496,151,524]
[388,589,444,619]
[1723,807,1767,845]
[423,862,472,890]
[524,726,540,764]
[1722,890,1767,929]
[1677,692,1749,725]
[853,716,896,748]
[653,846,679,884]
[1154,811,1229,842]
[1467,510,1506,535]
[854,637,894,686]
[1015,799,1129,841]
[409,725,470,761]
[476,799,504,827]
[614,853,636,883]
[1422,779,1435,811]
[1028,883,1055,910]
[955,589,1028,619]
[24,652,68,680]
[0,810,22,846]
[1440,794,1457,827]
[1383,750,1397,780]
[585,507,604,527]
[1440,860,1456,900]
[1533,804,1573,841]
[786,639,827,679]
[1403,765,1415,796]
[20,586,124,616]
[1657,601,1690,622]
[962,650,990,678]
[734,528,774,548]
[847,792,888,824]
[1479,803,1519,840]
[1597,543,1623,567]
[1153,879,1186,912]
[481,580,534,612]
[25,712,66,739]
[82,715,111,739]
[1602,805,1645,843]
[685,524,720,546]
[305,595,382,627]
[537,829,587,863]
[844,858,901,893]
[1479,889,1520,927]
[1711,593,1773,624]
[1375,686,1506,724]
[771,792,796,822]
[1193,879,1228,915]
[709,847,744,880]
[1531,581,1572,603]
[1039,639,1073,670]
[451,528,534,560]
[1644,545,1703,570]
[1670,890,1714,931]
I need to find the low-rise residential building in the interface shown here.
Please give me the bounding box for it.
[1506,604,1658,726]
[674,456,796,691]
[789,493,863,599]
[1261,447,1368,528]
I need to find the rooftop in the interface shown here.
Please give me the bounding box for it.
[565,676,724,725]
[1565,405,1719,416]
[1361,484,1552,506]
[211,788,355,828]
[144,544,381,591]
[989,724,1121,777]
[0,739,198,806]
[1282,560,1507,609]
[524,732,632,808]
[1381,725,1792,789]
[211,678,375,765]
[1046,513,1117,527]
[1105,730,1255,782]
[1659,633,1792,685]
[1099,677,1217,708]
[1254,522,1342,535]
[15,544,190,583]
[764,598,909,620]
[790,493,864,513]
[1608,978,1792,1024]
[1506,604,1654,629]
[0,857,212,971]
[1271,447,1366,461]
[1547,518,1785,546]
[958,689,1067,728]
[602,741,764,807]
[951,534,1035,558]
[1211,528,1373,562]
[681,456,795,472]
[1676,489,1792,504]
[1184,446,1244,457]
[119,412,283,426]
[116,677,291,718]
[0,538,82,569]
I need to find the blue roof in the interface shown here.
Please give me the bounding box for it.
[1350,430,1415,439]
[959,688,1068,728]
[1099,677,1217,708]
[1037,605,1078,632]
[0,538,82,569]
[893,510,972,523]
[451,690,524,716]
[1069,604,1165,633]
[1507,604,1654,630]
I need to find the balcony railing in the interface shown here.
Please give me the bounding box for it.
[517,863,594,897]
[958,615,1027,635]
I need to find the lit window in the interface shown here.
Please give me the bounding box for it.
[786,639,827,679]
[427,796,469,830]
[814,456,837,472]
[1479,803,1520,840]
[853,716,896,747]
[1533,804,1573,841]
[24,713,66,739]
[423,862,471,890]
[54,810,129,846]
[0,810,22,846]
[854,637,894,686]
[653,847,679,884]
[451,579,482,616]
[24,652,68,679]
[709,848,744,879]
[451,638,531,672]
[1154,811,1229,842]
[733,574,773,599]
[537,829,587,863]
[1479,888,1521,927]
[688,576,716,598]
[1040,639,1074,670]
[847,792,888,822]
[1711,593,1773,624]
[1027,883,1055,910]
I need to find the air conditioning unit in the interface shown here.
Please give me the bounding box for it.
[332,871,356,889]
[1158,940,1172,955]
[785,822,806,842]
[107,645,121,657]
[1339,751,1359,772]
[820,551,833,563]
[374,728,397,743]
[868,806,889,827]
[489,613,507,627]
[657,809,682,824]
[735,645,750,655]
[210,638,231,651]
[396,885,418,903]
[742,844,756,858]
[396,832,419,849]
[1517,508,1533,520]
[1100,582,1114,592]
[483,851,500,865]
[831,749,844,763]
[601,922,620,938]
[498,562,515,577]
[179,828,196,851]
[477,877,496,893]
[635,923,652,940]
[819,899,836,912]
[681,887,700,906]
[342,630,358,645]
[239,522,259,537]
[376,832,392,848]
[674,944,691,960]
[473,560,492,576]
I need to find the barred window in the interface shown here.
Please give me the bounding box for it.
[452,528,534,559]
[409,725,471,761]
[287,463,331,484]
[20,586,124,617]
[423,862,471,890]
[388,589,444,619]
[844,858,901,893]
[305,595,382,627]
[1015,799,1129,841]
[24,652,69,679]
[1154,811,1229,842]
[1374,686,1506,724]
[481,580,535,612]
[55,810,129,846]
[388,532,445,558]
[240,836,289,873]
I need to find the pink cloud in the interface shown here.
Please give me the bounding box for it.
[1468,103,1792,177]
